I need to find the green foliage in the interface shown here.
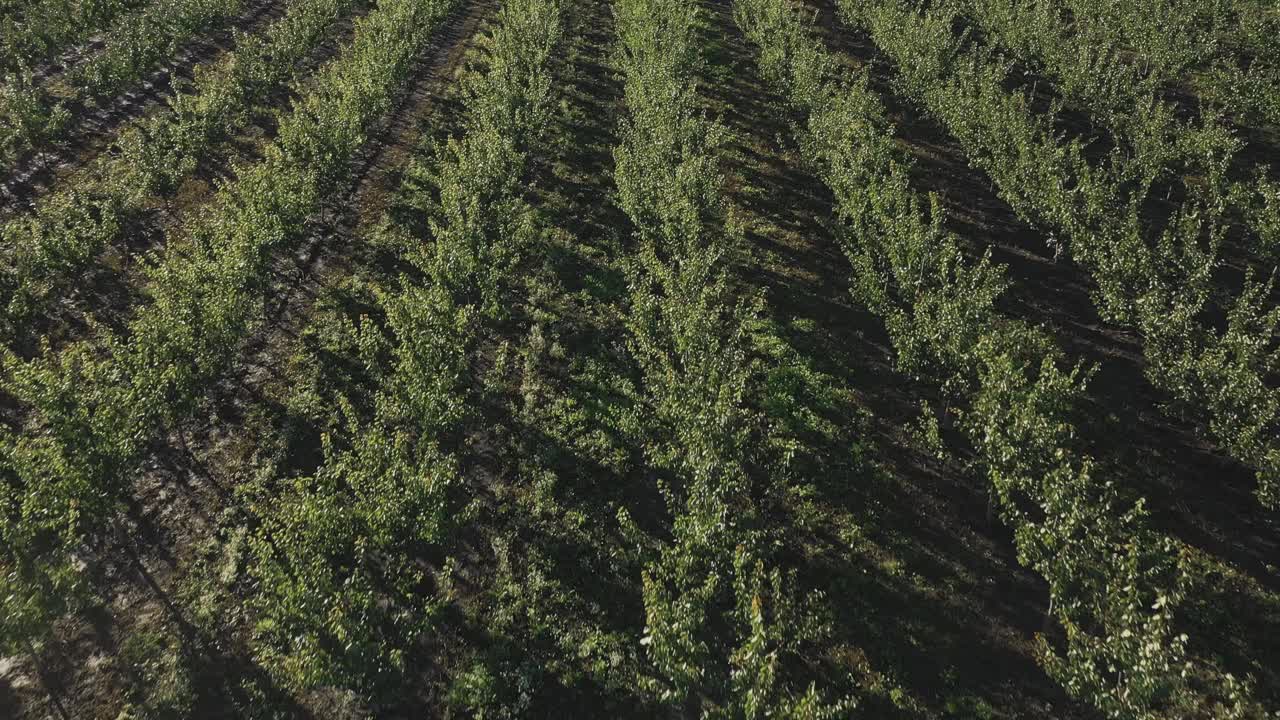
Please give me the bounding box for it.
[250,431,454,696]
[0,67,68,164]
[841,0,1280,512]
[0,0,459,658]
[117,626,197,720]
[1232,172,1280,262]
[0,0,148,75]
[2,0,1276,713]
[0,0,372,345]
[728,0,1270,716]
[0,0,246,167]
[71,0,245,99]
[613,0,852,714]
[640,542,851,719]
[248,0,566,700]
[955,0,1280,269]
[1059,0,1280,128]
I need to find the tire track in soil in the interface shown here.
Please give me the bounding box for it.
[0,4,497,718]
[0,0,283,214]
